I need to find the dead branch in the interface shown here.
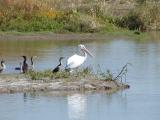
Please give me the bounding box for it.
[113,63,131,81]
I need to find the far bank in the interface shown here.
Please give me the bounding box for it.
[0,31,149,41]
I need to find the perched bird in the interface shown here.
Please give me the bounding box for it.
[0,60,6,73]
[22,56,28,73]
[65,44,93,71]
[30,56,37,71]
[52,57,64,73]
[15,56,37,73]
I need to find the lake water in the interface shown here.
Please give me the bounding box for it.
[0,33,160,120]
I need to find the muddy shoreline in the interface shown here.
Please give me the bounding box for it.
[0,33,111,41]
[0,74,129,94]
[0,32,134,41]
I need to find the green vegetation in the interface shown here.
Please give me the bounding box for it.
[97,63,130,82]
[0,0,159,33]
[27,65,129,84]
[27,70,53,80]
[113,12,144,30]
[99,70,114,81]
[26,67,92,80]
[113,1,160,31]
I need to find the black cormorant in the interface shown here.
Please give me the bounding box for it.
[22,56,28,73]
[0,60,6,73]
[52,57,64,73]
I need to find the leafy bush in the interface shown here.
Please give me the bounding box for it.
[114,12,144,30]
[57,12,101,33]
[0,16,64,32]
[136,0,146,4]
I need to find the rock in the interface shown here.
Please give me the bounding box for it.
[84,84,96,90]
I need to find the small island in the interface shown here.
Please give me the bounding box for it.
[0,66,130,94]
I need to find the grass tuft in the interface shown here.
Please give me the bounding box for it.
[26,64,130,83]
[27,69,53,80]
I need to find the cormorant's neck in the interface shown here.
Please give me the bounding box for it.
[23,58,27,64]
[58,59,62,66]
[31,57,33,65]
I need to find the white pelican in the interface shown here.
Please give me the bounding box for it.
[0,60,6,73]
[65,44,93,71]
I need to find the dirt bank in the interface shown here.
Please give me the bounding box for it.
[0,74,129,94]
[0,32,111,41]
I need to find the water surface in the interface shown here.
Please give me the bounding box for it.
[0,33,160,120]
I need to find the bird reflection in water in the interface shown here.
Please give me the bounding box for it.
[67,94,87,120]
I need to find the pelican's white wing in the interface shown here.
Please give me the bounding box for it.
[66,54,85,69]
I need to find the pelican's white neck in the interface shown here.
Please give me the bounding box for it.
[82,49,87,60]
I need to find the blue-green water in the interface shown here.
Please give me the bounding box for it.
[0,33,160,120]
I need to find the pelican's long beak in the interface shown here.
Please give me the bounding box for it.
[83,47,93,57]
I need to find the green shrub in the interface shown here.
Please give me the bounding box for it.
[61,12,99,33]
[114,12,144,30]
[0,16,64,32]
[136,0,146,4]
